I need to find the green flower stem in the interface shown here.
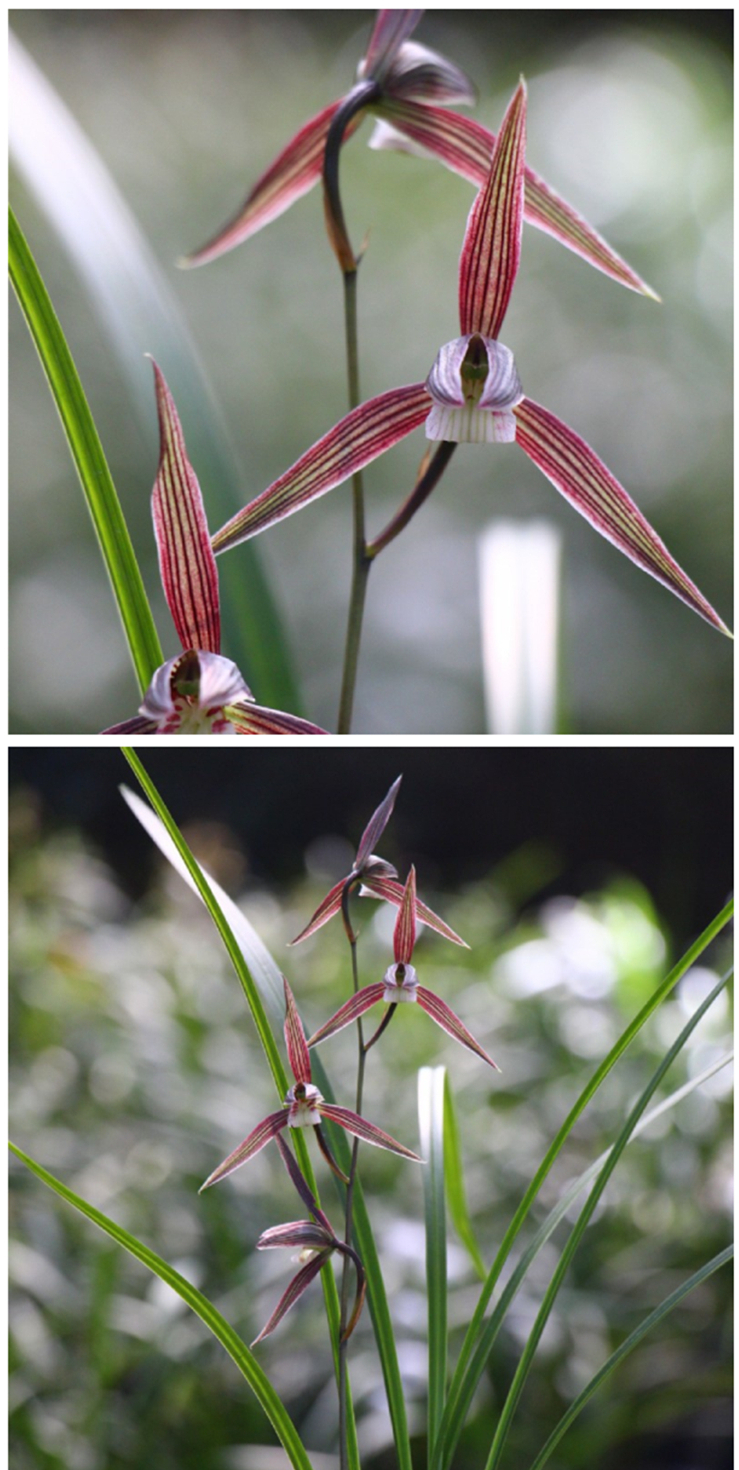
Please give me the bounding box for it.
[9,206,163,695]
[338,885,367,1470]
[322,85,380,734]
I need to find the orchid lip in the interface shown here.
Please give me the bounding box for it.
[425,334,523,445]
[286,1081,323,1127]
[383,961,418,1003]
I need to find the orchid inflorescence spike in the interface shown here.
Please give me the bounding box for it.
[308,864,499,1068]
[209,79,729,640]
[199,977,420,1195]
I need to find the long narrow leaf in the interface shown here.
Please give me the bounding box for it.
[443,1072,487,1281]
[9,206,162,695]
[9,34,299,707]
[526,1245,733,1470]
[119,751,358,1468]
[418,1066,448,1458]
[9,1142,315,1470]
[483,968,732,1470]
[433,898,733,1470]
[436,1023,733,1470]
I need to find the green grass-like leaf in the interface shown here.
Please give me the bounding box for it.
[526,1244,733,1470]
[484,966,732,1470]
[443,1070,487,1280]
[9,33,300,709]
[434,901,733,1470]
[419,1066,449,1459]
[8,205,163,699]
[8,1142,315,1470]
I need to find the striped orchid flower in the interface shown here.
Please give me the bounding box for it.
[182,9,652,297]
[104,361,326,735]
[210,83,730,640]
[250,1134,365,1346]
[290,774,468,949]
[308,866,499,1069]
[199,979,420,1193]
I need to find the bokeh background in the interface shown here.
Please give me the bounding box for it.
[8,9,733,734]
[9,746,733,1469]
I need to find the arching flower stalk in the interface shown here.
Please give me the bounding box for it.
[308,866,498,1067]
[210,82,729,641]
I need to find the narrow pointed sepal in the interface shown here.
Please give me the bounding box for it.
[361,873,470,948]
[319,1104,421,1161]
[228,701,327,734]
[514,398,731,635]
[289,879,348,946]
[359,11,425,86]
[149,359,221,654]
[211,385,431,553]
[283,978,312,1085]
[416,987,499,1069]
[307,985,386,1048]
[250,1248,333,1346]
[394,867,417,964]
[256,1220,336,1253]
[376,99,658,299]
[101,716,159,735]
[181,102,344,267]
[199,1108,290,1190]
[459,80,527,340]
[355,774,403,867]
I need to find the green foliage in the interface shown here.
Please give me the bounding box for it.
[9,772,732,1470]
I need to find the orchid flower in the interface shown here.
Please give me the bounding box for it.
[210,83,730,640]
[308,866,499,1069]
[199,979,420,1192]
[182,9,653,297]
[104,361,326,735]
[250,1134,365,1345]
[290,774,468,948]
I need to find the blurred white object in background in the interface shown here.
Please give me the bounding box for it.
[478,519,561,734]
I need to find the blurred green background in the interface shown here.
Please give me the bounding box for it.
[8,9,733,733]
[9,747,733,1469]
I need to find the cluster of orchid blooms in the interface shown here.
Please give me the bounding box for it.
[198,775,496,1345]
[107,10,728,733]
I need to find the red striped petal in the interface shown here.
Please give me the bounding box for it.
[393,866,417,964]
[377,99,658,299]
[355,774,403,867]
[150,359,220,654]
[361,873,470,948]
[319,1104,421,1160]
[361,10,424,84]
[307,985,386,1048]
[514,397,731,635]
[199,1108,289,1190]
[251,1249,332,1346]
[416,987,499,1069]
[459,80,526,340]
[289,879,347,946]
[211,385,430,553]
[182,102,344,266]
[228,701,327,735]
[283,978,312,1085]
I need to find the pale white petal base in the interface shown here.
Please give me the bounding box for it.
[426,404,518,444]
